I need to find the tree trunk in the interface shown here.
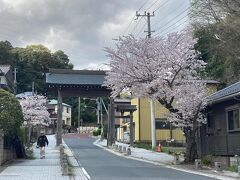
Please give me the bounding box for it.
[26,125,32,145]
[184,128,198,163]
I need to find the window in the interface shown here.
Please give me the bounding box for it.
[227,108,240,131]
[67,107,69,113]
[207,112,214,128]
[155,118,170,129]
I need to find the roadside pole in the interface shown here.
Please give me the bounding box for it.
[136,11,156,148]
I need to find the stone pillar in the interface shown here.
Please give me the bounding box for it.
[56,89,63,146]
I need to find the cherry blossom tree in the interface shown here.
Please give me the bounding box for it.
[167,81,208,162]
[105,27,208,162]
[20,95,50,144]
[20,95,50,126]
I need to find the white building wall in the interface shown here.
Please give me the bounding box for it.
[55,105,72,126]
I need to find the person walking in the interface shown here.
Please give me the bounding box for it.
[37,131,49,159]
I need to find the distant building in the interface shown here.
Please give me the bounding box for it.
[47,99,72,126]
[0,65,14,91]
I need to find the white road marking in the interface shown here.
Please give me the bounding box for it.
[82,167,91,180]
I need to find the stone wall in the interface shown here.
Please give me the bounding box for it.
[0,132,15,165]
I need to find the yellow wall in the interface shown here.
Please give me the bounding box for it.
[131,98,187,143]
[134,98,173,142]
[131,98,140,141]
[131,83,218,143]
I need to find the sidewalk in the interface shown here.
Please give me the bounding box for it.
[94,139,240,180]
[0,135,69,180]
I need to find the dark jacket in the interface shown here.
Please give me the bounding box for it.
[37,135,49,147]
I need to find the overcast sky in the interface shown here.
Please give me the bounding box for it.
[0,0,190,69]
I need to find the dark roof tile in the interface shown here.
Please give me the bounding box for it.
[207,81,240,102]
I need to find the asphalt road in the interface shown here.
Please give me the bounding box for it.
[64,134,216,180]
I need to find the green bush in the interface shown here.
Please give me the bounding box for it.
[201,155,213,166]
[0,89,24,135]
[227,165,238,172]
[92,130,99,136]
[17,127,25,145]
[134,143,152,150]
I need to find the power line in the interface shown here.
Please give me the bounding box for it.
[130,16,145,36]
[135,20,148,38]
[122,14,136,35]
[145,0,160,11]
[138,0,149,11]
[152,1,188,28]
[153,14,189,37]
[153,0,199,35]
[153,4,190,31]
[122,0,149,36]
[153,0,169,12]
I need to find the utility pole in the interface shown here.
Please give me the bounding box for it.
[136,11,155,38]
[136,11,156,148]
[78,97,81,133]
[96,98,100,124]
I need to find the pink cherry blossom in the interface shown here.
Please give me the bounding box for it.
[105,27,207,129]
[20,95,50,126]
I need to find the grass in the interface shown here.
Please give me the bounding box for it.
[201,155,213,166]
[134,143,153,150]
[134,142,185,155]
[67,159,73,175]
[161,146,185,155]
[227,165,238,173]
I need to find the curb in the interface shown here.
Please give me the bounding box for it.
[63,140,90,180]
[93,139,239,180]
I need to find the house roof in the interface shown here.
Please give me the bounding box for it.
[207,81,240,103]
[0,65,11,75]
[46,68,107,85]
[47,99,71,107]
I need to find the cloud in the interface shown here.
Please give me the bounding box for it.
[0,0,190,69]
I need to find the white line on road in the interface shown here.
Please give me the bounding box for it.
[82,167,91,180]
